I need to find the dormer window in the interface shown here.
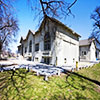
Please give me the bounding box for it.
[44,32,51,50]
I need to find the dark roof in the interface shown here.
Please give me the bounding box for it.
[79,38,95,46]
[20,37,23,43]
[19,16,81,45]
[36,16,81,37]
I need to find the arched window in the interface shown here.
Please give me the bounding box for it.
[44,32,51,50]
[29,40,32,52]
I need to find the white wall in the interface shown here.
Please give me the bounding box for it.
[55,30,79,66]
[20,19,80,66]
[90,42,96,61]
[79,41,96,61]
[21,32,35,60]
[33,21,56,64]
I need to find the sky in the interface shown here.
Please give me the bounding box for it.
[10,0,100,53]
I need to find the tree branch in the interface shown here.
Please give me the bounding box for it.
[38,0,77,18]
[2,32,10,44]
[0,24,13,30]
[39,0,46,16]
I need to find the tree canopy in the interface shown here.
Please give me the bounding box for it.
[29,0,77,19]
[90,6,100,44]
[0,0,19,53]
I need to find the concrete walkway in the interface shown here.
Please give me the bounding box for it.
[62,61,99,71]
[0,58,99,72]
[0,59,64,81]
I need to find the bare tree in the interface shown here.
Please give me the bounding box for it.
[90,6,100,44]
[29,0,77,19]
[0,0,19,58]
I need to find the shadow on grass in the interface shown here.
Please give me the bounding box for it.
[63,72,94,100]
[49,92,90,100]
[65,70,100,86]
[72,72,100,86]
[49,94,67,100]
[0,68,99,100]
[0,69,31,100]
[52,72,92,99]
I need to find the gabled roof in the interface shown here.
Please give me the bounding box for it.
[20,37,23,43]
[19,16,81,45]
[20,29,35,43]
[36,16,81,37]
[79,38,95,46]
[26,29,35,40]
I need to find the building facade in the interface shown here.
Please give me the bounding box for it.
[79,38,97,61]
[18,16,80,66]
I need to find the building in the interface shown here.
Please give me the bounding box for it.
[79,38,100,61]
[18,16,80,66]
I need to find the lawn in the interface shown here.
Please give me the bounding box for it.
[77,63,100,82]
[0,64,100,100]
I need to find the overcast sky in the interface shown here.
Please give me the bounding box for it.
[10,0,100,53]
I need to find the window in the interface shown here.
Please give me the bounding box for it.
[96,51,97,58]
[84,51,86,55]
[44,32,51,50]
[22,44,24,56]
[73,58,75,63]
[35,43,39,51]
[29,40,32,52]
[18,46,21,53]
[25,47,27,53]
[82,51,86,56]
[56,57,57,65]
[44,57,50,64]
[28,57,31,61]
[64,58,67,63]
[35,57,38,62]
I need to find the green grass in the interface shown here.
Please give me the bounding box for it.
[0,64,100,100]
[77,63,100,82]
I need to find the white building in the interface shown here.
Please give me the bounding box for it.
[18,16,80,66]
[79,38,100,61]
